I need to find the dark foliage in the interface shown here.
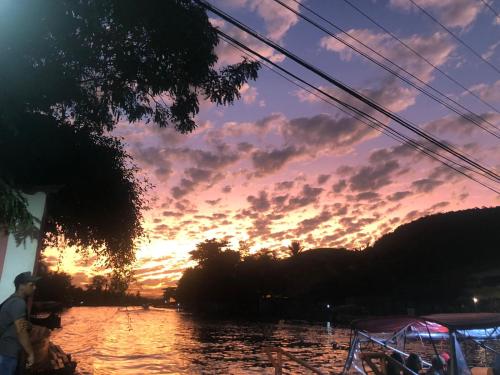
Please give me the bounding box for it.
[35,263,74,305]
[0,0,259,267]
[0,117,147,269]
[0,179,40,244]
[35,266,153,307]
[287,240,304,257]
[176,207,500,319]
[0,0,259,134]
[360,206,500,307]
[177,239,242,313]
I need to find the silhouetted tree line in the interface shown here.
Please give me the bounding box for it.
[34,263,154,307]
[176,207,500,320]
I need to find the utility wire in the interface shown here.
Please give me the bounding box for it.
[218,31,500,194]
[221,36,414,147]
[479,0,500,18]
[277,0,500,138]
[223,36,456,165]
[340,0,500,114]
[407,0,500,75]
[196,0,500,182]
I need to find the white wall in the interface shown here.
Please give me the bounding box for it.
[0,192,46,302]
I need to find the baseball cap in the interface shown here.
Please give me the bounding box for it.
[14,272,41,286]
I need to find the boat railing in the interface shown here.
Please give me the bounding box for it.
[263,346,328,375]
[357,331,432,367]
[359,352,419,375]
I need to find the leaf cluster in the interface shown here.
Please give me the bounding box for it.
[0,0,259,268]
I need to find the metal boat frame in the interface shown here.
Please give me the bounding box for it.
[343,313,500,375]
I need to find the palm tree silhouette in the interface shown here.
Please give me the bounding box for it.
[287,240,304,257]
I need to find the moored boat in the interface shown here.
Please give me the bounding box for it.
[343,313,500,375]
[265,313,500,375]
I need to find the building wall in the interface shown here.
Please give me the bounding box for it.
[0,192,46,302]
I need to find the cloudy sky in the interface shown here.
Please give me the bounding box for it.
[45,0,500,296]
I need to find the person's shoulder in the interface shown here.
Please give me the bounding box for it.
[5,295,26,311]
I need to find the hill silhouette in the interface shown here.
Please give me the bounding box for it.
[176,206,500,319]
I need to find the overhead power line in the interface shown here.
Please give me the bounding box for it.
[218,31,500,194]
[195,0,500,183]
[479,0,500,18]
[276,0,500,139]
[407,0,500,75]
[340,0,500,114]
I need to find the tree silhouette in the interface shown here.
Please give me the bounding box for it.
[109,271,130,296]
[177,238,241,311]
[189,238,237,268]
[1,122,148,269]
[0,0,260,268]
[89,276,108,293]
[0,180,39,244]
[175,207,500,317]
[0,0,260,134]
[238,240,253,258]
[287,241,304,257]
[35,270,73,304]
[254,248,277,260]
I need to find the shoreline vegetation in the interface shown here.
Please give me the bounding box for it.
[34,269,160,310]
[37,206,500,323]
[176,206,500,321]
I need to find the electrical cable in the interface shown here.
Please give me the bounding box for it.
[217,31,500,194]
[196,0,500,183]
[277,0,500,138]
[341,0,500,114]
[478,0,500,18]
[408,0,500,75]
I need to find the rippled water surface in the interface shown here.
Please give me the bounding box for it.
[51,307,351,374]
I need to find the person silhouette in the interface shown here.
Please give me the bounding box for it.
[406,353,423,374]
[387,351,404,375]
[0,272,41,375]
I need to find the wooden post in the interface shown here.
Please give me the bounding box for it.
[264,346,327,375]
[276,350,282,375]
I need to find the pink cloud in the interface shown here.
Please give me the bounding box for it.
[320,30,455,83]
[423,112,500,136]
[469,80,500,103]
[239,83,259,104]
[390,0,483,29]
[223,0,301,41]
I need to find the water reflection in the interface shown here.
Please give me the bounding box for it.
[51,307,351,374]
[51,308,500,374]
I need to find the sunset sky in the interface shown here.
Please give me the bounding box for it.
[44,0,500,297]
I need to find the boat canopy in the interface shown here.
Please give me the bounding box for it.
[353,313,500,334]
[423,313,500,331]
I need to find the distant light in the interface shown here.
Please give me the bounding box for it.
[473,297,479,304]
[326,304,330,309]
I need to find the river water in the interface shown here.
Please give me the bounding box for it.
[50,307,351,374]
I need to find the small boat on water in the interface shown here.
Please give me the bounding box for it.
[265,313,500,375]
